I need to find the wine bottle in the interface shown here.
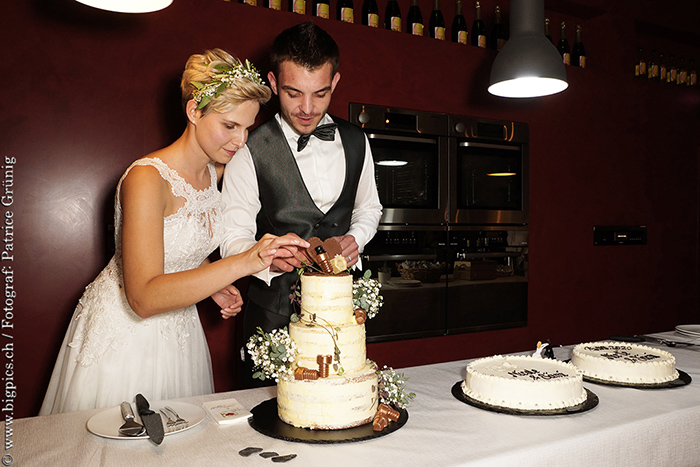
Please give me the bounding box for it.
[557,21,570,65]
[263,0,281,8]
[544,18,553,43]
[677,57,687,85]
[289,0,305,14]
[488,5,506,51]
[636,47,646,78]
[667,54,676,84]
[429,0,446,40]
[647,50,659,79]
[385,0,402,31]
[337,0,354,22]
[313,0,330,18]
[571,25,586,68]
[407,0,424,36]
[452,0,468,44]
[689,59,697,87]
[361,0,379,27]
[239,0,256,5]
[471,1,486,47]
[659,52,667,82]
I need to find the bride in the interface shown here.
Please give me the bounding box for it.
[40,49,309,415]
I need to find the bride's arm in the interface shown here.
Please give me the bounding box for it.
[120,165,307,319]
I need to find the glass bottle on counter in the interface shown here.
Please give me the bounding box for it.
[361,0,379,27]
[263,0,281,9]
[452,0,468,44]
[488,5,506,51]
[337,0,354,22]
[289,0,306,14]
[239,0,257,5]
[557,21,570,65]
[471,1,486,47]
[571,25,586,68]
[313,0,330,18]
[407,0,424,36]
[544,18,553,43]
[385,0,402,31]
[429,0,446,40]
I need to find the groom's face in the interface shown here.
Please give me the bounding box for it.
[268,60,340,136]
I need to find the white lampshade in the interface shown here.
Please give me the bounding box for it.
[488,0,567,98]
[76,0,173,13]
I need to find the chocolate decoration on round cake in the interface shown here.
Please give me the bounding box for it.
[249,398,408,444]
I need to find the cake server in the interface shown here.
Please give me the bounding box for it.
[118,402,145,437]
[135,393,164,444]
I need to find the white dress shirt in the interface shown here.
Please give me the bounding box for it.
[220,114,382,284]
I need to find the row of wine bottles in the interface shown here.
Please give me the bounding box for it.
[237,0,507,48]
[548,19,586,67]
[634,48,697,86]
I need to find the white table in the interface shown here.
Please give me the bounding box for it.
[5,331,700,467]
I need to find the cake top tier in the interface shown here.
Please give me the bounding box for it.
[300,273,355,326]
[573,342,676,365]
[467,355,582,383]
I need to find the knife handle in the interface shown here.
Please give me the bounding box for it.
[120,402,136,421]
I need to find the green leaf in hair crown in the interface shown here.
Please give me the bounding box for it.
[191,59,264,109]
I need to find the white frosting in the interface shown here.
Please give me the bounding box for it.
[278,273,377,430]
[571,341,678,384]
[290,320,367,375]
[300,273,355,325]
[462,355,587,410]
[278,364,378,430]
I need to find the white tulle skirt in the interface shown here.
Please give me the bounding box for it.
[40,262,214,415]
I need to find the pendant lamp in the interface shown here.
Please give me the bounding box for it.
[75,0,173,13]
[488,0,567,98]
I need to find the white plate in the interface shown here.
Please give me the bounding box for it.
[86,401,205,440]
[675,324,700,337]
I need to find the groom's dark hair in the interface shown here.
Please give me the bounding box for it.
[269,21,340,77]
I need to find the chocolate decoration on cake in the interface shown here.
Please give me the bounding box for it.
[294,366,320,380]
[314,246,333,274]
[354,309,367,324]
[317,354,332,378]
[372,412,389,431]
[306,237,345,273]
[377,403,400,422]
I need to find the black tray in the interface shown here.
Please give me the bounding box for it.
[451,381,598,416]
[249,398,408,444]
[582,369,691,389]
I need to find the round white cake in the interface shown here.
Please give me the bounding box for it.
[277,273,379,430]
[571,341,678,384]
[462,355,587,411]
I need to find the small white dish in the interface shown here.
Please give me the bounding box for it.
[87,401,205,440]
[675,324,700,337]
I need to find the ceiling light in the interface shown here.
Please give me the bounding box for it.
[75,0,173,13]
[488,0,567,98]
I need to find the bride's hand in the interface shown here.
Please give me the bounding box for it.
[247,233,310,274]
[211,284,244,319]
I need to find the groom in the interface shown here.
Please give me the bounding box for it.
[220,21,382,373]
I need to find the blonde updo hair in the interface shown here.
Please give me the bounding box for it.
[181,48,271,116]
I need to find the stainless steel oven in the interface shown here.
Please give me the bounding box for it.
[349,104,449,225]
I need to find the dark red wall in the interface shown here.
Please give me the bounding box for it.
[4,0,699,418]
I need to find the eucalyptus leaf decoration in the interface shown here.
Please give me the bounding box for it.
[246,327,296,382]
[191,59,264,110]
[353,270,383,319]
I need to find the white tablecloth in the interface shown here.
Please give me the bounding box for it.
[5,331,700,467]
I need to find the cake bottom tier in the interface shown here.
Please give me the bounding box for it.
[277,364,378,430]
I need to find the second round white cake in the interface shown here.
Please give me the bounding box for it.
[462,355,587,411]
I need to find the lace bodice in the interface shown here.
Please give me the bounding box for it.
[69,157,223,366]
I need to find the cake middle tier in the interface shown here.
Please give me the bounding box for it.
[290,320,367,375]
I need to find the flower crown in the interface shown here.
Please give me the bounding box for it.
[191,60,264,110]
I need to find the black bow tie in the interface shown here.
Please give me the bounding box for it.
[296,123,338,152]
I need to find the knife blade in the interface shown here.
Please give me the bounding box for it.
[135,393,164,445]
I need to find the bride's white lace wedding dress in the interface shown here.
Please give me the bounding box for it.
[40,157,221,414]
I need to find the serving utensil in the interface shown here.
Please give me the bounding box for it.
[118,402,145,437]
[135,394,165,444]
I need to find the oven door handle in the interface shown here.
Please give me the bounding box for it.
[363,254,438,262]
[459,142,519,150]
[367,133,437,144]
